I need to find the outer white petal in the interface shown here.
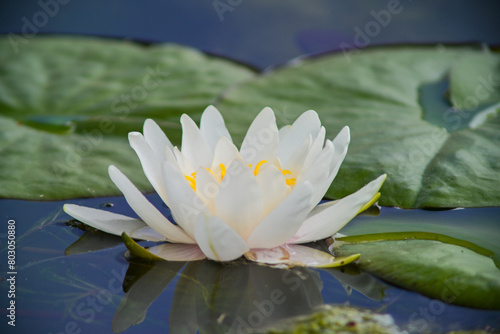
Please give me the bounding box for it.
[108,165,195,244]
[147,243,206,261]
[246,182,314,249]
[290,174,387,244]
[278,110,321,166]
[245,244,360,268]
[297,140,335,207]
[128,132,169,205]
[301,126,326,173]
[162,162,210,237]
[283,134,311,174]
[255,163,288,217]
[200,105,232,150]
[63,204,167,241]
[143,118,173,162]
[194,213,249,262]
[301,126,350,208]
[240,107,279,165]
[213,158,264,239]
[180,114,213,170]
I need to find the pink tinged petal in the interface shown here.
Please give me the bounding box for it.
[290,174,387,244]
[246,181,314,249]
[180,114,212,170]
[143,118,174,163]
[147,243,206,261]
[194,213,249,262]
[213,158,264,239]
[195,167,220,211]
[200,105,233,151]
[245,244,360,268]
[255,164,288,216]
[210,136,242,170]
[108,165,195,244]
[278,110,321,166]
[62,204,167,241]
[240,107,279,165]
[128,132,169,205]
[162,162,210,237]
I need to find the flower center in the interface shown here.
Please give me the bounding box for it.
[184,160,296,191]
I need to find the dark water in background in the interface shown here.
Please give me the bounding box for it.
[1,1,500,333]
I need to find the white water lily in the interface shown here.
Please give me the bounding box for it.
[64,106,386,267]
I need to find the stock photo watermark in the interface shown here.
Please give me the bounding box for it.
[5,219,17,327]
[8,0,71,53]
[50,64,170,183]
[340,0,406,63]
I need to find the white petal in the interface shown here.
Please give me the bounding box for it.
[246,244,360,268]
[301,126,325,173]
[200,105,232,151]
[180,114,212,170]
[108,165,195,244]
[143,118,173,163]
[255,164,288,217]
[162,162,210,237]
[173,146,194,175]
[194,213,249,261]
[282,134,311,174]
[246,181,313,249]
[128,132,169,205]
[213,158,264,239]
[290,174,387,244]
[194,167,220,211]
[240,107,279,165]
[130,227,168,242]
[298,140,335,207]
[210,136,242,170]
[147,243,206,261]
[278,110,321,166]
[278,125,291,141]
[63,204,164,240]
[329,126,350,179]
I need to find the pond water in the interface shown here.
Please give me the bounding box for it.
[1,197,500,333]
[1,1,500,333]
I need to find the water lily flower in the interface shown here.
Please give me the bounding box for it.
[64,106,386,267]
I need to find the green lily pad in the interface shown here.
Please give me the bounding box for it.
[332,233,500,309]
[216,46,500,208]
[0,36,255,200]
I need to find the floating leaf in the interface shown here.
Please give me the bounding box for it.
[0,36,255,200]
[332,233,500,309]
[216,46,500,208]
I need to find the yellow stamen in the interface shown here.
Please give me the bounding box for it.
[205,168,216,178]
[220,163,226,180]
[185,175,196,191]
[254,160,267,176]
[281,169,291,176]
[286,178,296,186]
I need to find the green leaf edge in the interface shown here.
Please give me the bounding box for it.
[337,231,498,268]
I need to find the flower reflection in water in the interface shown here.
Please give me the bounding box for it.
[112,250,386,333]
